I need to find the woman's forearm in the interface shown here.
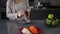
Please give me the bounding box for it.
[6,0,18,20]
[7,13,17,19]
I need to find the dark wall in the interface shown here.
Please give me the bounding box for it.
[41,0,60,6]
[0,0,8,19]
[0,0,7,8]
[50,0,60,6]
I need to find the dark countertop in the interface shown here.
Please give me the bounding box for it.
[30,8,60,20]
[0,20,60,34]
[31,8,60,10]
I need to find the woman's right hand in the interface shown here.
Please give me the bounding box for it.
[17,12,24,18]
[17,10,25,18]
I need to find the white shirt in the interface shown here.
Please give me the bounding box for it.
[6,0,31,20]
[15,1,26,11]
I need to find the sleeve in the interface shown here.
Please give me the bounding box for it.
[6,0,17,20]
[26,0,31,12]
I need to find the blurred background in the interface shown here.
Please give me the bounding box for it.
[0,0,60,20]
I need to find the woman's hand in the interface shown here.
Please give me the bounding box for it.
[25,11,30,19]
[17,10,25,18]
[17,12,24,18]
[28,12,30,19]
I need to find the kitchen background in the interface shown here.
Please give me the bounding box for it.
[0,0,60,20]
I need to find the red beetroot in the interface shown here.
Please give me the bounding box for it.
[19,27,23,34]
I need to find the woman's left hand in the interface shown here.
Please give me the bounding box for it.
[25,11,30,19]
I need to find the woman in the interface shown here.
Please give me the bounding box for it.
[6,0,31,23]
[6,0,31,34]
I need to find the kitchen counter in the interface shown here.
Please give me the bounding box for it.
[30,8,60,20]
[31,8,60,10]
[0,20,60,34]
